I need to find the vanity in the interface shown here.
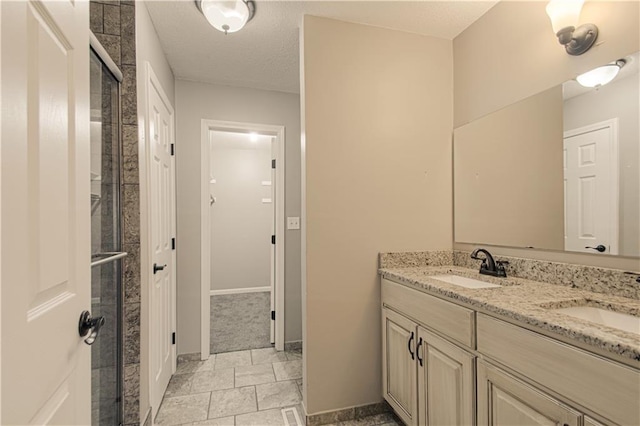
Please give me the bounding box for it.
[379,257,640,426]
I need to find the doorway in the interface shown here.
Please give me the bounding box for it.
[201,120,285,358]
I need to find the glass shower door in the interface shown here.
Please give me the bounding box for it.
[90,48,124,426]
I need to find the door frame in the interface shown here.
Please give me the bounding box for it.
[139,61,177,419]
[200,119,286,358]
[563,118,619,255]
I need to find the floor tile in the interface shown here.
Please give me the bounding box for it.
[235,363,276,387]
[255,381,301,411]
[188,416,235,425]
[176,358,215,375]
[251,348,288,365]
[208,386,257,419]
[337,413,400,426]
[215,351,252,370]
[164,372,195,397]
[191,369,235,393]
[285,351,302,361]
[273,360,302,381]
[235,408,285,426]
[155,393,210,425]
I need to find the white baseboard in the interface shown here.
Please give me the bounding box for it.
[210,286,271,296]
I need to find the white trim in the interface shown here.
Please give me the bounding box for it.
[201,119,286,357]
[140,62,177,417]
[564,118,620,255]
[210,286,271,296]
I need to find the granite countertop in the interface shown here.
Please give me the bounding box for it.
[379,265,640,364]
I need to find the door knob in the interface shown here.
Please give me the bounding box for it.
[153,263,167,274]
[585,245,606,253]
[78,310,105,345]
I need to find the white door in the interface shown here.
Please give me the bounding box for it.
[270,139,276,344]
[148,74,176,415]
[1,0,91,424]
[564,123,618,254]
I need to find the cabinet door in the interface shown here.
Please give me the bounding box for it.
[383,308,418,426]
[477,360,581,426]
[417,327,475,426]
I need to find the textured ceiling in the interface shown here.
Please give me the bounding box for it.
[146,0,498,94]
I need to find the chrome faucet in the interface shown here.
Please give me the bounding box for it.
[470,248,508,278]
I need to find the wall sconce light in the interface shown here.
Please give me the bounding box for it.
[546,0,598,55]
[576,59,626,88]
[196,0,256,35]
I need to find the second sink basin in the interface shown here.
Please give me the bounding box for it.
[553,306,640,335]
[430,275,501,289]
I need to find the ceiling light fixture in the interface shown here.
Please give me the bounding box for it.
[196,0,256,35]
[546,0,598,55]
[250,132,258,142]
[576,59,626,88]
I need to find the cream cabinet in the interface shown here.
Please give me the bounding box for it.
[417,327,475,426]
[382,307,418,426]
[477,360,581,426]
[382,278,476,426]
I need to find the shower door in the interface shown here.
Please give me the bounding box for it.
[90,48,125,426]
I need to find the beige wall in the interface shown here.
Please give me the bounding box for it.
[454,1,640,127]
[454,86,564,250]
[301,16,453,415]
[453,1,639,269]
[564,72,640,257]
[175,81,302,353]
[210,133,273,290]
[136,2,175,420]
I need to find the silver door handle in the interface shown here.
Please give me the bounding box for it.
[210,195,215,205]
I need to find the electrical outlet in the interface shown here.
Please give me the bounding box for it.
[287,217,300,230]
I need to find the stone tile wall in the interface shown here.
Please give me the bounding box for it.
[90,1,141,424]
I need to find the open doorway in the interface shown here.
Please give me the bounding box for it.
[200,120,286,358]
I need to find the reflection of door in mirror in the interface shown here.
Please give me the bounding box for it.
[563,51,639,257]
[563,121,618,255]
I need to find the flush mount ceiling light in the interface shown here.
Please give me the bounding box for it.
[196,0,256,35]
[576,59,626,88]
[546,0,598,55]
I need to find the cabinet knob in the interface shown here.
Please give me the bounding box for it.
[416,337,424,367]
[408,331,415,360]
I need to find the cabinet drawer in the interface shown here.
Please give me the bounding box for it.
[382,278,475,348]
[477,314,640,426]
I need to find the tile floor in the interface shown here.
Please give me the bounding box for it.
[156,347,401,426]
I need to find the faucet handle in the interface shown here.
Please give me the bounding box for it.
[496,260,510,266]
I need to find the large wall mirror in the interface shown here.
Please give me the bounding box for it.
[454,50,639,258]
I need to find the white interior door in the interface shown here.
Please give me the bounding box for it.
[1,0,91,424]
[564,122,618,254]
[148,73,176,415]
[270,139,276,344]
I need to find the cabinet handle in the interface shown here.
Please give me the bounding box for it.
[408,331,415,360]
[416,337,423,367]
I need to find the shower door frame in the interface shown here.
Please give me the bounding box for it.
[89,33,125,426]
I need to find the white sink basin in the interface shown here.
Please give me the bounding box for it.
[430,275,501,289]
[554,306,640,335]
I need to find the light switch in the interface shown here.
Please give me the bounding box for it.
[287,217,300,230]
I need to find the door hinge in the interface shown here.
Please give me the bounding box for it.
[271,235,275,245]
[171,144,175,156]
[271,311,275,321]
[172,237,176,250]
[271,159,276,169]
[172,332,176,345]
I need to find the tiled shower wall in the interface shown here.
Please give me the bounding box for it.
[90,2,141,424]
